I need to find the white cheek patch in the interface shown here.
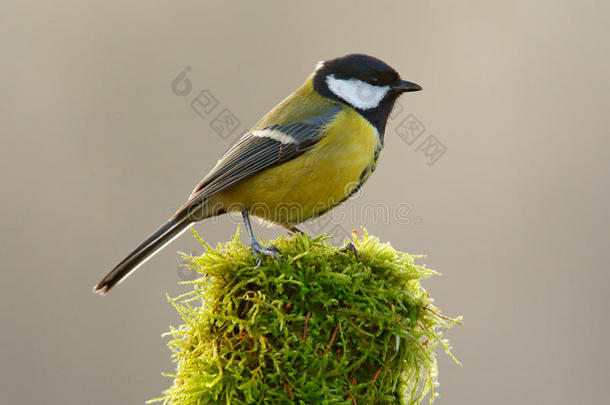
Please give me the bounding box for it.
[326,75,390,110]
[252,129,297,144]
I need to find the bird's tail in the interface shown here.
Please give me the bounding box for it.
[93,213,193,294]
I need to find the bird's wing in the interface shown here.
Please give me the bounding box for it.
[180,104,341,214]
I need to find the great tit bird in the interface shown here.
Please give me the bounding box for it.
[94,53,421,294]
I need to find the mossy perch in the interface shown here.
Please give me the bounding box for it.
[152,230,460,404]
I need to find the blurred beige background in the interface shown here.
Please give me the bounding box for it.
[1,1,609,404]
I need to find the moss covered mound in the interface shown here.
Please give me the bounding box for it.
[153,230,459,404]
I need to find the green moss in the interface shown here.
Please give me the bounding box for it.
[151,229,460,405]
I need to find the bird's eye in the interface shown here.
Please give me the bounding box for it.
[368,76,379,85]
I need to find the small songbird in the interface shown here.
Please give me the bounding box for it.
[94,54,421,294]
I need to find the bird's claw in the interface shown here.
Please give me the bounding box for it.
[339,242,358,259]
[250,241,282,268]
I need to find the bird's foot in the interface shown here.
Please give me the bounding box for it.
[250,240,282,268]
[339,242,358,259]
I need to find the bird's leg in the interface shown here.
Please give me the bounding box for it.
[242,209,281,266]
[339,242,358,259]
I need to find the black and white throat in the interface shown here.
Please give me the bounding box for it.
[313,73,401,140]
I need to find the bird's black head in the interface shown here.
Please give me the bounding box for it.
[313,54,421,136]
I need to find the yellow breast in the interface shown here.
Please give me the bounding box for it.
[213,107,381,226]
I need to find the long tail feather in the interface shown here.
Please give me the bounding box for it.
[94,215,193,294]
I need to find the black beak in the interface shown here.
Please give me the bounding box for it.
[391,79,422,93]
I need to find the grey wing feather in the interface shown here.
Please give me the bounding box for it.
[180,106,340,213]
